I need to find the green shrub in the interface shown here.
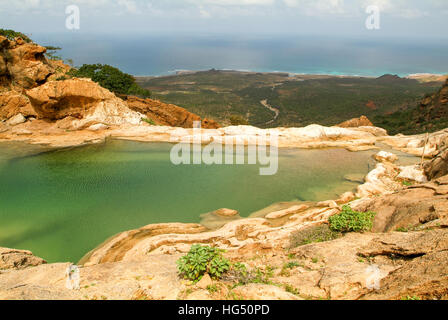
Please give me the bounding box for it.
[176,245,230,282]
[329,205,376,233]
[67,64,151,98]
[0,29,32,43]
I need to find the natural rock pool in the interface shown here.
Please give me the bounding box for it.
[0,140,417,263]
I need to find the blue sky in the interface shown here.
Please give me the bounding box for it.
[1,0,448,38]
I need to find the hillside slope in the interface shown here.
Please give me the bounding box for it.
[375,79,448,135]
[137,70,443,129]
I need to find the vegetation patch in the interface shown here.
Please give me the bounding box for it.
[290,224,342,248]
[68,64,151,98]
[176,245,231,282]
[0,29,32,43]
[329,205,376,233]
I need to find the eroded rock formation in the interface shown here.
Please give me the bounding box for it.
[337,116,374,128]
[125,96,220,129]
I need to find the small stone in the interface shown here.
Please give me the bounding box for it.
[374,151,398,163]
[196,274,213,289]
[6,113,26,126]
[213,208,239,217]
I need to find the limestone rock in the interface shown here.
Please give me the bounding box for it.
[0,36,54,89]
[0,247,46,270]
[0,91,36,120]
[231,284,302,300]
[398,165,428,183]
[374,151,398,163]
[6,113,26,126]
[265,205,309,219]
[337,116,374,128]
[213,208,239,217]
[25,79,143,128]
[352,180,448,232]
[424,147,448,180]
[196,274,212,289]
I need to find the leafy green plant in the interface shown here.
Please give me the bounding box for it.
[176,245,230,282]
[67,64,151,98]
[329,205,376,233]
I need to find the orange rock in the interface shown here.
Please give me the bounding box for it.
[337,115,373,128]
[125,96,220,129]
[0,90,36,120]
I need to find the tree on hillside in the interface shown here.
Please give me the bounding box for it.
[68,64,151,98]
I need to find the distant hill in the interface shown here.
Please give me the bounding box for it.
[374,79,448,135]
[137,70,443,129]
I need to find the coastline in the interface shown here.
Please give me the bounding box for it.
[135,69,447,82]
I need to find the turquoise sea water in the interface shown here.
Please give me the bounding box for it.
[0,140,387,263]
[33,34,448,77]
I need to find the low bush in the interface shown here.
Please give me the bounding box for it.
[329,205,376,233]
[176,245,231,282]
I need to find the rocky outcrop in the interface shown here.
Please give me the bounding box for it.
[352,176,448,233]
[0,91,35,119]
[0,247,46,270]
[25,78,143,129]
[415,78,448,132]
[424,147,448,180]
[337,116,374,128]
[125,96,220,129]
[0,36,54,90]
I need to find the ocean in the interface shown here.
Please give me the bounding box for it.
[33,33,448,77]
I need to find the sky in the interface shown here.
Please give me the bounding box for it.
[1,0,447,38]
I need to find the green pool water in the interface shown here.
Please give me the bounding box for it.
[0,140,415,263]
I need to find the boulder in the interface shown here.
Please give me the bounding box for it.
[6,113,26,126]
[213,208,239,217]
[0,36,54,89]
[25,79,143,127]
[424,147,448,180]
[0,247,46,270]
[337,116,373,128]
[374,151,398,163]
[196,274,213,289]
[0,91,36,120]
[398,165,428,183]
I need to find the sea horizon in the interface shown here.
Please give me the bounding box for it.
[31,33,448,78]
